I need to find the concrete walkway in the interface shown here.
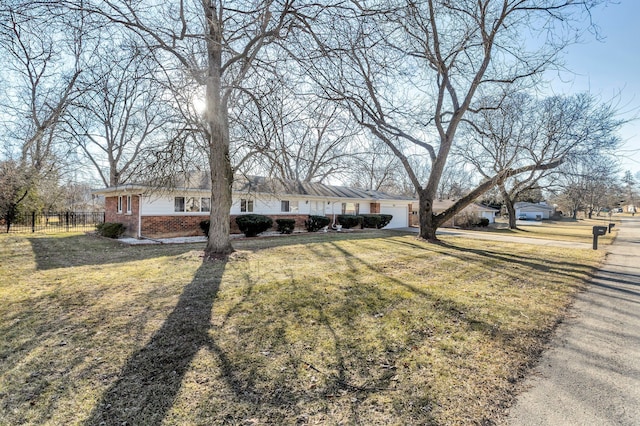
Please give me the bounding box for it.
[504,217,640,425]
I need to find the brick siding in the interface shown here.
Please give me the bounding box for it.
[105,196,140,237]
[140,214,318,238]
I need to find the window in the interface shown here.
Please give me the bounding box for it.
[117,196,123,213]
[126,195,132,214]
[342,202,359,215]
[201,197,211,212]
[186,197,200,212]
[241,199,254,213]
[281,200,299,213]
[174,197,185,212]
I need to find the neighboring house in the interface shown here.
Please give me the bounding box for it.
[514,202,555,220]
[409,200,499,227]
[92,175,416,238]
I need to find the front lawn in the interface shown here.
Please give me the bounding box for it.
[488,217,618,245]
[0,231,602,425]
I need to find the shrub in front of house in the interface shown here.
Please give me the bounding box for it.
[477,217,490,227]
[379,214,393,228]
[275,218,296,234]
[96,222,125,239]
[360,214,395,229]
[337,215,363,229]
[199,220,210,237]
[455,213,478,229]
[360,214,382,229]
[305,215,330,232]
[236,214,273,237]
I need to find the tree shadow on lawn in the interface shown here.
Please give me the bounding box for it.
[27,234,203,270]
[85,248,413,425]
[394,237,598,283]
[26,231,390,271]
[84,259,226,425]
[85,232,581,425]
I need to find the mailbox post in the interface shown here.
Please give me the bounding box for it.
[592,226,607,250]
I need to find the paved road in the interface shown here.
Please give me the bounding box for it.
[504,217,640,425]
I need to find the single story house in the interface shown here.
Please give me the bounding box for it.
[514,202,555,220]
[409,200,499,227]
[92,174,416,238]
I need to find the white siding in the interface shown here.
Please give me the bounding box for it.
[141,195,176,215]
[141,194,210,216]
[480,211,496,224]
[139,191,410,222]
[516,208,551,220]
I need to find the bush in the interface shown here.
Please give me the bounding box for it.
[305,215,330,232]
[235,214,273,237]
[477,217,490,227]
[96,222,125,239]
[337,215,363,229]
[379,214,393,228]
[275,218,296,234]
[360,214,382,229]
[455,213,479,229]
[199,220,210,237]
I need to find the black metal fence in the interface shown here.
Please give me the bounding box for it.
[2,211,105,234]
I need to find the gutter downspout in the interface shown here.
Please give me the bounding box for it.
[137,194,142,239]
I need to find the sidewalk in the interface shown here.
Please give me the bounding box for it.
[504,217,640,425]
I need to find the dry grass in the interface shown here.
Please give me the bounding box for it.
[0,230,603,425]
[487,217,618,245]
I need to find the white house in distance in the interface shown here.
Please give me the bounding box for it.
[410,200,499,227]
[514,202,555,220]
[92,174,417,238]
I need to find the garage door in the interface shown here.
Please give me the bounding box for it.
[380,204,408,228]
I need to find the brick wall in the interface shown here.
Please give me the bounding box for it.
[105,195,140,237]
[141,215,208,238]
[140,214,319,238]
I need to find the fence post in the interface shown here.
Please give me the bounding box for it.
[32,211,36,233]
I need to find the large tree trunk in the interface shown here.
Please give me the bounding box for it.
[499,185,517,229]
[203,6,233,259]
[417,191,438,241]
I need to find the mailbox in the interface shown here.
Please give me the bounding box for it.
[608,223,615,233]
[592,226,608,250]
[592,226,607,236]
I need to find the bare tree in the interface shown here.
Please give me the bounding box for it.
[301,0,607,240]
[0,3,86,227]
[65,40,168,187]
[234,82,358,183]
[553,154,620,219]
[54,0,307,258]
[347,139,409,193]
[460,92,622,228]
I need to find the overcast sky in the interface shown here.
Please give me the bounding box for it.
[548,0,640,173]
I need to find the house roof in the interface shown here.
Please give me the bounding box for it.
[92,175,416,202]
[514,202,554,212]
[233,175,415,201]
[427,200,499,213]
